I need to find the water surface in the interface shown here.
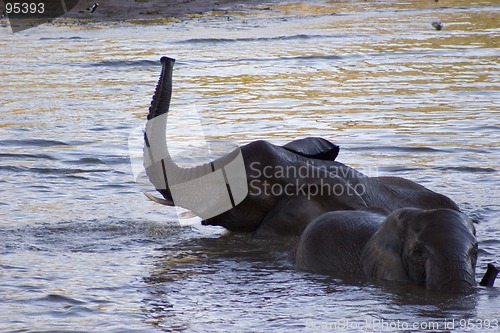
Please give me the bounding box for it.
[1,1,499,332]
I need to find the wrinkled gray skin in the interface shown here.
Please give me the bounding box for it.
[296,208,478,294]
[145,57,459,237]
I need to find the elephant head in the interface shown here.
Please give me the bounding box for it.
[361,208,478,294]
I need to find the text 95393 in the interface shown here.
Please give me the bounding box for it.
[5,2,45,14]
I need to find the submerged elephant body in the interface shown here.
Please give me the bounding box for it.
[296,208,478,293]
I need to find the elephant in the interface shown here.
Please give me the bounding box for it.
[143,57,460,237]
[295,208,478,294]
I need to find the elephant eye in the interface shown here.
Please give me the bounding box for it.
[412,244,425,257]
[470,244,479,263]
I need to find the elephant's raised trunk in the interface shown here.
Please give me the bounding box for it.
[147,57,175,121]
[143,57,248,219]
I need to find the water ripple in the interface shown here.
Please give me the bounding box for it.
[0,139,72,147]
[0,152,56,160]
[435,166,497,174]
[81,59,160,68]
[179,33,368,44]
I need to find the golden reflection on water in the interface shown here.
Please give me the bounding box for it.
[173,3,498,130]
[0,1,497,172]
[274,0,499,16]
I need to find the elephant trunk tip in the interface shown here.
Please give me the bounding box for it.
[147,57,176,120]
[438,280,476,295]
[479,263,499,287]
[161,56,176,64]
[431,267,477,294]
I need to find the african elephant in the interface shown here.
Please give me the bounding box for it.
[143,57,460,237]
[295,208,478,293]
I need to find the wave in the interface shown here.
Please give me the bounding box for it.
[0,165,109,175]
[76,48,469,69]
[82,59,160,68]
[348,146,445,153]
[0,153,56,160]
[178,33,357,44]
[370,165,497,174]
[39,36,86,41]
[183,50,453,65]
[0,139,71,147]
[0,218,182,253]
[435,166,497,174]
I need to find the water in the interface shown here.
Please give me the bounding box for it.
[1,1,499,332]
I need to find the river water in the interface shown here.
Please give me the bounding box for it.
[1,1,499,332]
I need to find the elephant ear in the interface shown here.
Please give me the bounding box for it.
[283,137,340,161]
[360,209,411,281]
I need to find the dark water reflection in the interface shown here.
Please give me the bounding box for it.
[1,0,499,332]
